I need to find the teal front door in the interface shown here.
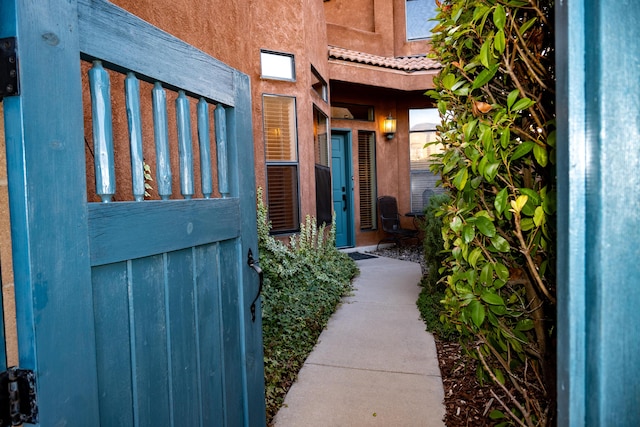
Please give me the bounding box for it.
[0,0,265,425]
[331,133,353,248]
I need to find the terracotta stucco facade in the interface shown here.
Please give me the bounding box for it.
[105,0,438,248]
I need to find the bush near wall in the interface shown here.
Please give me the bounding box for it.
[417,193,459,341]
[427,0,556,425]
[257,189,358,424]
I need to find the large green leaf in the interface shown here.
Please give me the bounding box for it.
[511,97,535,111]
[533,143,548,166]
[480,263,494,284]
[493,4,506,30]
[494,188,508,214]
[500,128,510,148]
[494,30,505,53]
[507,89,519,109]
[491,235,510,252]
[453,167,469,190]
[481,290,505,306]
[463,224,476,244]
[511,141,534,161]
[472,64,499,89]
[494,262,509,281]
[480,39,492,68]
[469,300,486,327]
[519,16,538,35]
[475,216,496,237]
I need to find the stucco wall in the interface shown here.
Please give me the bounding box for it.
[108,0,330,224]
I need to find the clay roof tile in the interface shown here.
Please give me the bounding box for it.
[328,46,441,72]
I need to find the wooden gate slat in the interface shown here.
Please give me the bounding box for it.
[88,198,240,266]
[194,244,226,423]
[197,98,213,199]
[215,105,230,197]
[92,262,135,426]
[152,82,173,199]
[166,248,200,425]
[130,255,171,425]
[218,240,244,423]
[125,72,146,202]
[89,60,116,202]
[176,91,195,199]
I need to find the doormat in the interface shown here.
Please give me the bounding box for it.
[347,252,378,261]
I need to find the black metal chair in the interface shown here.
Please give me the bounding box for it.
[377,196,419,249]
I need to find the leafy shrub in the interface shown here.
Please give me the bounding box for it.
[428,1,556,426]
[417,193,459,341]
[257,189,358,423]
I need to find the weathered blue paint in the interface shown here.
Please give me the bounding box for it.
[2,0,265,426]
[198,98,213,198]
[125,72,145,202]
[89,60,116,202]
[176,90,195,199]
[556,0,640,426]
[215,104,230,197]
[226,71,267,426]
[153,82,173,200]
[1,0,102,424]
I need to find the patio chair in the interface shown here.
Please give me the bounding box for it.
[377,196,419,249]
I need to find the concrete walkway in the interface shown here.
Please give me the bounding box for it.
[273,255,446,427]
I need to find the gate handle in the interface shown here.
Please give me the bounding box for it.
[247,249,263,322]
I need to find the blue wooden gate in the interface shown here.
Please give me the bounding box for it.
[0,0,266,425]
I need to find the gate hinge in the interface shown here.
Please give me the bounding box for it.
[0,37,19,100]
[0,367,38,427]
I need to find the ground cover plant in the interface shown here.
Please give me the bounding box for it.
[257,189,358,424]
[427,0,556,425]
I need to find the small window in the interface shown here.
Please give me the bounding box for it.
[406,0,439,41]
[313,107,329,167]
[330,103,374,121]
[409,108,444,212]
[311,66,328,101]
[261,50,295,81]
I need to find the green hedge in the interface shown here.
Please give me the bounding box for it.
[257,190,358,423]
[417,193,458,341]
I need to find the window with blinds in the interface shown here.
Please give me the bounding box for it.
[358,131,377,230]
[314,107,329,167]
[409,108,443,213]
[264,95,297,161]
[266,165,299,232]
[263,95,299,233]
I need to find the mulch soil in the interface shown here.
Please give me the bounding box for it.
[434,337,508,427]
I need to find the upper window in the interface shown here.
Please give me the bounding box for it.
[313,107,329,167]
[261,50,295,81]
[409,108,444,212]
[311,66,328,102]
[330,103,374,121]
[406,0,439,40]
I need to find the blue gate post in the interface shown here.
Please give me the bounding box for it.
[0,0,101,424]
[556,1,640,425]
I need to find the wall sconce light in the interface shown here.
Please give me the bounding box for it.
[382,114,397,140]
